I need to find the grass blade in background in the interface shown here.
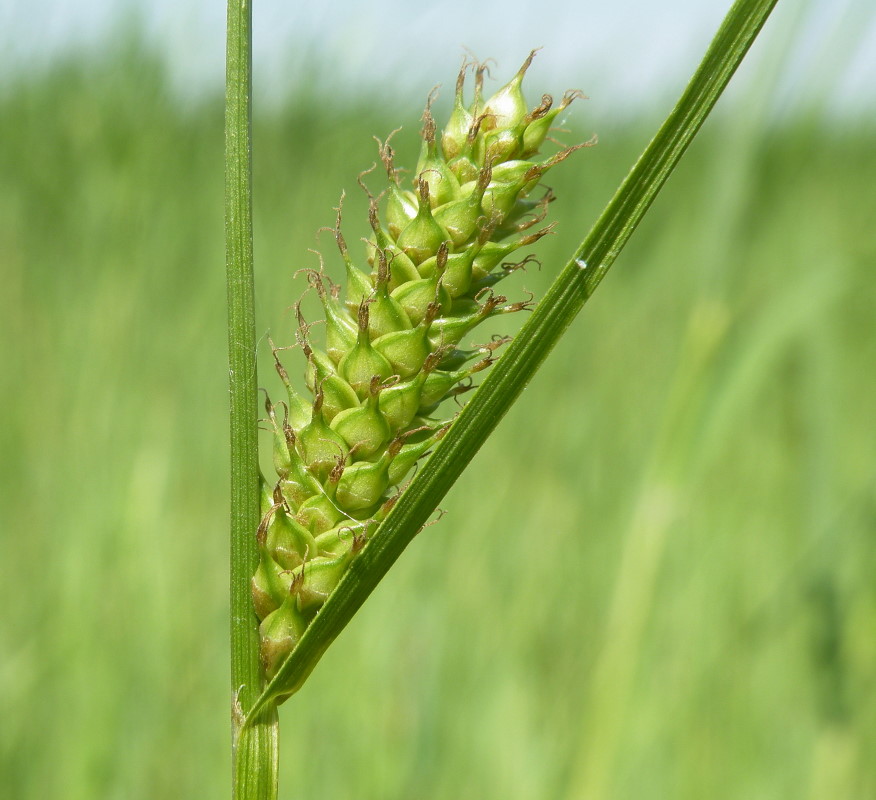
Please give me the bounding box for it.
[247,0,780,719]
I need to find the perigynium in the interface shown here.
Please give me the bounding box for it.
[251,52,591,684]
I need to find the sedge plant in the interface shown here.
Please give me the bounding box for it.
[225,0,780,797]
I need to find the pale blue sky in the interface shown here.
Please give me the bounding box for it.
[2,0,874,117]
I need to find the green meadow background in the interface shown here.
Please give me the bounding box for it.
[1,40,874,800]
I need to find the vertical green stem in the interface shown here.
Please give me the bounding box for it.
[225,0,279,797]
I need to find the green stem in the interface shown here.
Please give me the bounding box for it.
[225,0,278,797]
[245,0,779,719]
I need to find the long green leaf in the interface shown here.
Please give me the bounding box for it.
[245,0,779,721]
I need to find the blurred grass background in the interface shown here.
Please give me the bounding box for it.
[1,29,875,800]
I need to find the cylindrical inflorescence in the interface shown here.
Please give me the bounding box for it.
[253,52,590,680]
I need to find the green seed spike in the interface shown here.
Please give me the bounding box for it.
[368,249,413,339]
[415,97,460,208]
[253,54,588,680]
[338,301,395,398]
[481,49,537,132]
[295,387,350,482]
[330,376,392,458]
[396,179,449,266]
[441,58,474,161]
